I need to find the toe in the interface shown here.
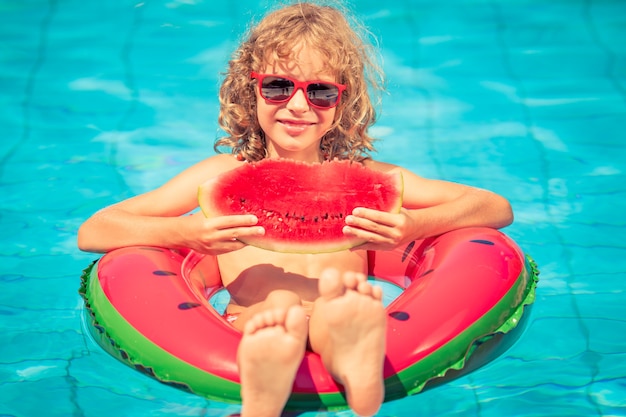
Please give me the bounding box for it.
[284,306,308,340]
[371,284,383,301]
[356,280,374,296]
[319,268,345,299]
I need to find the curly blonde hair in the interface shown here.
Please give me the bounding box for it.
[214,1,384,162]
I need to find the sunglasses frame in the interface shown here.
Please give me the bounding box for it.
[251,72,346,109]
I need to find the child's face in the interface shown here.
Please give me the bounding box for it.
[255,45,338,163]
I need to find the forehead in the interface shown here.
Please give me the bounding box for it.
[261,44,336,80]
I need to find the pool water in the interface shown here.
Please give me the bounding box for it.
[1,0,625,416]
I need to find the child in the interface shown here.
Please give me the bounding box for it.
[78,3,513,416]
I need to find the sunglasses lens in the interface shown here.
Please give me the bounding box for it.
[260,77,295,101]
[307,83,340,108]
[259,76,340,108]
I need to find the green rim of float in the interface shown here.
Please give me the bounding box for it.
[80,262,243,401]
[386,254,538,399]
[79,229,539,411]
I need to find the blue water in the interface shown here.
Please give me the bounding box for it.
[1,0,625,416]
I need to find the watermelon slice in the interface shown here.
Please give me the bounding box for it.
[198,158,403,253]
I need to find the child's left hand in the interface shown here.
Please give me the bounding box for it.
[342,207,417,251]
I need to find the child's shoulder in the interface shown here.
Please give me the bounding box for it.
[192,153,244,173]
[363,158,423,184]
[198,152,242,165]
[362,158,401,174]
[177,153,244,185]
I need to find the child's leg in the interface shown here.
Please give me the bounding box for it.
[308,269,387,417]
[229,289,302,332]
[236,290,308,417]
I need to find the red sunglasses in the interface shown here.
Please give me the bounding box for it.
[251,72,346,109]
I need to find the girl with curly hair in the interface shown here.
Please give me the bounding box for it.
[78,3,513,416]
[215,1,383,163]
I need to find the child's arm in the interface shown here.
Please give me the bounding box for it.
[343,162,513,251]
[77,154,264,254]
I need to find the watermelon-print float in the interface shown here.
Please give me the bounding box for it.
[79,160,538,411]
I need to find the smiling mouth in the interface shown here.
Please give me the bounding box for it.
[280,120,314,126]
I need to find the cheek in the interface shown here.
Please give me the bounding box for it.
[321,108,337,129]
[255,98,274,125]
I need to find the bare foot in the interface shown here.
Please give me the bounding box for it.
[315,269,387,416]
[237,306,308,417]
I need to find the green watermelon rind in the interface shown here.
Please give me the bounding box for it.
[198,159,404,253]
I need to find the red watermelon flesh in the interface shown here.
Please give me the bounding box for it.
[198,158,403,253]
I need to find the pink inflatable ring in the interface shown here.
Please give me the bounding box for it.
[79,226,538,411]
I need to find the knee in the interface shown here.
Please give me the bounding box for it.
[265,289,301,308]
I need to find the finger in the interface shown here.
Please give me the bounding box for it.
[349,240,394,253]
[219,225,265,242]
[342,224,387,244]
[345,214,394,237]
[351,207,398,227]
[343,226,398,252]
[208,240,247,255]
[208,214,259,229]
[348,241,382,252]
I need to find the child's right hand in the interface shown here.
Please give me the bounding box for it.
[181,212,265,255]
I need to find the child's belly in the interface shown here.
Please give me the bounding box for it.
[217,246,368,308]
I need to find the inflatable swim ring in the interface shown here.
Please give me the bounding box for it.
[79,226,538,411]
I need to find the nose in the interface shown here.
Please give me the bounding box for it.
[286,87,309,112]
